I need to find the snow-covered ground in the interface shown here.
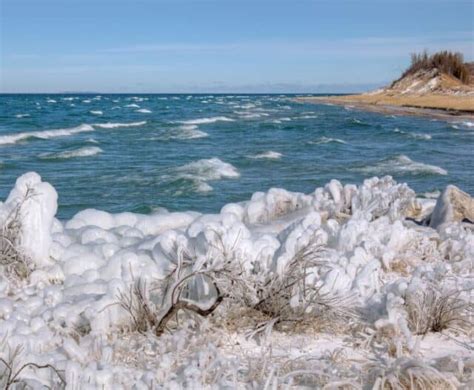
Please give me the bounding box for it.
[0,173,472,388]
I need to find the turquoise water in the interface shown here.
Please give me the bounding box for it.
[0,94,472,219]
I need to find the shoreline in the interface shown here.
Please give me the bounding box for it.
[296,95,474,121]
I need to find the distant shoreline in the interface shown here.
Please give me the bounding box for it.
[295,95,474,120]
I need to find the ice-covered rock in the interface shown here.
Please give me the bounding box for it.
[429,185,474,229]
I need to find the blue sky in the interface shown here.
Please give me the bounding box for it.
[1,0,473,93]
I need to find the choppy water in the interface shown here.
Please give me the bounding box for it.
[1,94,472,219]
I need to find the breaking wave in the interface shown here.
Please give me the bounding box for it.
[93,121,147,129]
[355,155,447,176]
[248,151,283,160]
[136,109,152,114]
[179,116,235,125]
[308,137,347,145]
[394,128,432,140]
[0,124,94,146]
[174,158,240,192]
[39,146,103,160]
[150,125,209,141]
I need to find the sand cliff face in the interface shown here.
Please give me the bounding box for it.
[371,65,474,97]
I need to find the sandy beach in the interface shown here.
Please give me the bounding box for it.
[296,94,474,120]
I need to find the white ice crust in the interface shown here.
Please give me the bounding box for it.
[0,172,472,388]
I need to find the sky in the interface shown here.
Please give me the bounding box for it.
[1,0,473,93]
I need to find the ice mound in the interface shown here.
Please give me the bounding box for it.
[39,146,103,160]
[356,154,447,176]
[0,124,94,146]
[0,173,472,388]
[0,172,57,267]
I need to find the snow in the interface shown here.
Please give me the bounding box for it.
[0,172,472,388]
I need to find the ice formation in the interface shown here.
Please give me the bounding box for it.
[0,172,472,388]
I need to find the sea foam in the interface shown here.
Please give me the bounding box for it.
[0,124,94,146]
[356,155,447,176]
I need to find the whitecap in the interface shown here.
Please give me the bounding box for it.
[394,128,431,140]
[248,151,283,160]
[82,100,91,103]
[308,137,347,145]
[355,155,447,176]
[125,104,140,108]
[174,158,240,192]
[47,99,57,103]
[39,146,103,160]
[90,110,103,115]
[93,121,146,129]
[179,116,235,125]
[234,111,269,119]
[0,124,94,146]
[150,125,209,141]
[15,114,30,118]
[136,109,152,114]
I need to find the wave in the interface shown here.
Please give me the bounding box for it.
[179,116,235,125]
[175,158,240,192]
[451,121,474,130]
[0,124,94,146]
[150,125,209,141]
[248,151,283,160]
[308,137,347,145]
[355,155,447,176]
[393,128,432,140]
[39,146,103,160]
[93,121,146,129]
[90,110,103,115]
[15,114,30,118]
[351,118,370,126]
[234,111,270,119]
[47,99,57,103]
[125,104,140,108]
[171,125,209,140]
[136,109,152,114]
